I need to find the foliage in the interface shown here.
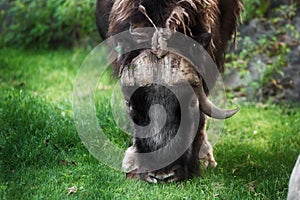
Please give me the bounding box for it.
[242,0,270,22]
[225,3,299,101]
[0,0,298,48]
[0,0,99,48]
[241,0,299,22]
[225,35,290,101]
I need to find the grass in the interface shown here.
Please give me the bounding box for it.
[1,48,300,199]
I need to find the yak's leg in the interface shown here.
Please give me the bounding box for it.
[193,84,217,168]
[122,145,139,178]
[198,117,217,167]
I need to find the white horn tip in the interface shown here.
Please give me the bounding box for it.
[225,107,240,118]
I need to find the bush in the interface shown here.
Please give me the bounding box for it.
[0,0,99,48]
[1,0,298,48]
[241,0,300,22]
[242,0,270,22]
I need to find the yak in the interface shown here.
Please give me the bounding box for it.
[95,0,243,183]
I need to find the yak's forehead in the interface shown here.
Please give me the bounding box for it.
[120,50,201,87]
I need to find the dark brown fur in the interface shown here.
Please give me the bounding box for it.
[96,0,243,72]
[95,0,243,182]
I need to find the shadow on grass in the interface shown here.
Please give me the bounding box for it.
[0,90,81,179]
[1,89,300,199]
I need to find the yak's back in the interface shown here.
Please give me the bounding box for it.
[95,0,243,72]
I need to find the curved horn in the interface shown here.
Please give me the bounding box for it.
[197,84,239,119]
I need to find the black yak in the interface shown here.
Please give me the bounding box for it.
[96,0,243,182]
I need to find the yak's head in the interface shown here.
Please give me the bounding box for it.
[104,0,242,175]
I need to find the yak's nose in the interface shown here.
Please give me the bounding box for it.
[122,84,181,128]
[147,171,176,183]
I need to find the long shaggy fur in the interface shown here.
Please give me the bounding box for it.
[95,0,243,182]
[96,0,243,73]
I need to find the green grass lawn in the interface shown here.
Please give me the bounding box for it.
[1,48,300,199]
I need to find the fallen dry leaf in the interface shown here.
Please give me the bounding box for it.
[68,186,77,195]
[59,160,77,166]
[246,180,257,193]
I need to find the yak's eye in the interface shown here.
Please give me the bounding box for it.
[190,99,198,108]
[125,100,134,111]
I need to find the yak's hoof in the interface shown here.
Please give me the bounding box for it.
[209,160,217,168]
[201,159,217,168]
